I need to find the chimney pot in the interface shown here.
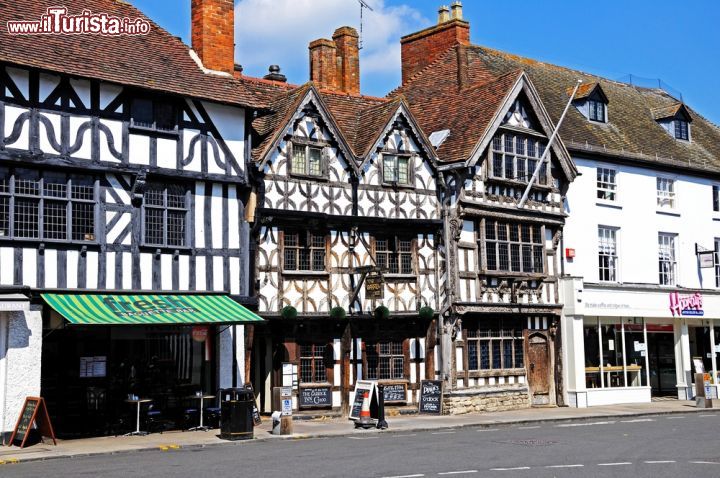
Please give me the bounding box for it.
[450,1,463,20]
[438,5,450,24]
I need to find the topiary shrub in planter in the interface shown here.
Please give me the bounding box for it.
[419,306,434,320]
[281,305,297,320]
[374,305,390,320]
[330,306,346,320]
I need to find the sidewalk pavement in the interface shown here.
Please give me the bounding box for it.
[0,400,708,465]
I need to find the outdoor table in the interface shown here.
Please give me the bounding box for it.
[186,394,216,431]
[123,398,153,436]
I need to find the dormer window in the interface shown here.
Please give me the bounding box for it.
[572,83,609,124]
[652,103,692,142]
[588,99,606,123]
[674,119,689,140]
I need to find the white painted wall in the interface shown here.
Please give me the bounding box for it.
[564,157,720,288]
[0,308,42,442]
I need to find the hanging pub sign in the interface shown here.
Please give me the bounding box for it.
[669,292,703,317]
[365,275,384,300]
[698,251,715,268]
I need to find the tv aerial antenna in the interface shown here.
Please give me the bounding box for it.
[357,0,374,50]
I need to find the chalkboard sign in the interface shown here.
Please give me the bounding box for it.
[299,386,332,408]
[418,380,443,414]
[244,383,262,426]
[382,383,407,403]
[349,380,376,420]
[9,397,57,448]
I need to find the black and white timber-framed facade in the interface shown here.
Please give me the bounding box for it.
[0,0,258,439]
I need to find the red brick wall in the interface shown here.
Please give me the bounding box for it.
[333,27,360,95]
[400,20,470,85]
[191,0,235,74]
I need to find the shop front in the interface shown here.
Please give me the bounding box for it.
[562,278,720,407]
[39,293,263,438]
[250,314,435,415]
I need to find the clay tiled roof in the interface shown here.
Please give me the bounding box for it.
[395,44,720,173]
[651,103,692,121]
[572,82,605,101]
[247,80,427,166]
[0,0,259,107]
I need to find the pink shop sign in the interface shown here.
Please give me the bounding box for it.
[669,292,704,317]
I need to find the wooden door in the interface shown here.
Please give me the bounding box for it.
[525,330,550,406]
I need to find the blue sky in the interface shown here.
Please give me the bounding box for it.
[129,0,720,124]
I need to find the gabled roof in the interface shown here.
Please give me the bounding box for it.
[0,0,258,108]
[248,81,437,169]
[651,103,693,122]
[395,43,720,174]
[393,52,576,180]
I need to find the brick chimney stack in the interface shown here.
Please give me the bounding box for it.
[191,0,235,75]
[309,38,338,91]
[400,1,469,85]
[333,27,360,95]
[309,26,361,94]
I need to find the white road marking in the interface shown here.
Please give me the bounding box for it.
[393,434,417,437]
[348,436,378,440]
[699,414,717,417]
[690,461,720,465]
[645,460,676,464]
[556,421,615,427]
[620,418,654,423]
[598,462,632,466]
[382,474,424,478]
[489,467,530,471]
[545,464,584,469]
[665,416,685,419]
[432,431,456,435]
[516,426,540,430]
[437,470,478,475]
[476,428,499,432]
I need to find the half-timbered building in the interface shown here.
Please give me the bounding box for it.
[0,0,262,440]
[394,4,578,413]
[243,27,444,414]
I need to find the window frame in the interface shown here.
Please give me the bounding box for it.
[588,99,606,123]
[715,238,720,288]
[0,168,97,243]
[373,235,416,276]
[483,219,545,275]
[598,226,619,282]
[363,340,407,381]
[656,177,676,210]
[489,132,549,186]
[381,152,413,187]
[596,167,617,202]
[289,140,327,179]
[674,119,690,141]
[129,96,179,134]
[282,230,327,273]
[713,185,720,213]
[658,232,677,286]
[298,343,331,384]
[142,183,190,248]
[464,319,525,374]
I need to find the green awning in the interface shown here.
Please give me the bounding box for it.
[41,294,264,326]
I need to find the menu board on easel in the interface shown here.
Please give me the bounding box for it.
[8,397,57,448]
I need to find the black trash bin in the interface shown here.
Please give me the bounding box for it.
[219,388,254,440]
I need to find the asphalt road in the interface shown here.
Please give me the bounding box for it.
[5,412,720,477]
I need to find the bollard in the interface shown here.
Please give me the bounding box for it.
[376,384,388,429]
